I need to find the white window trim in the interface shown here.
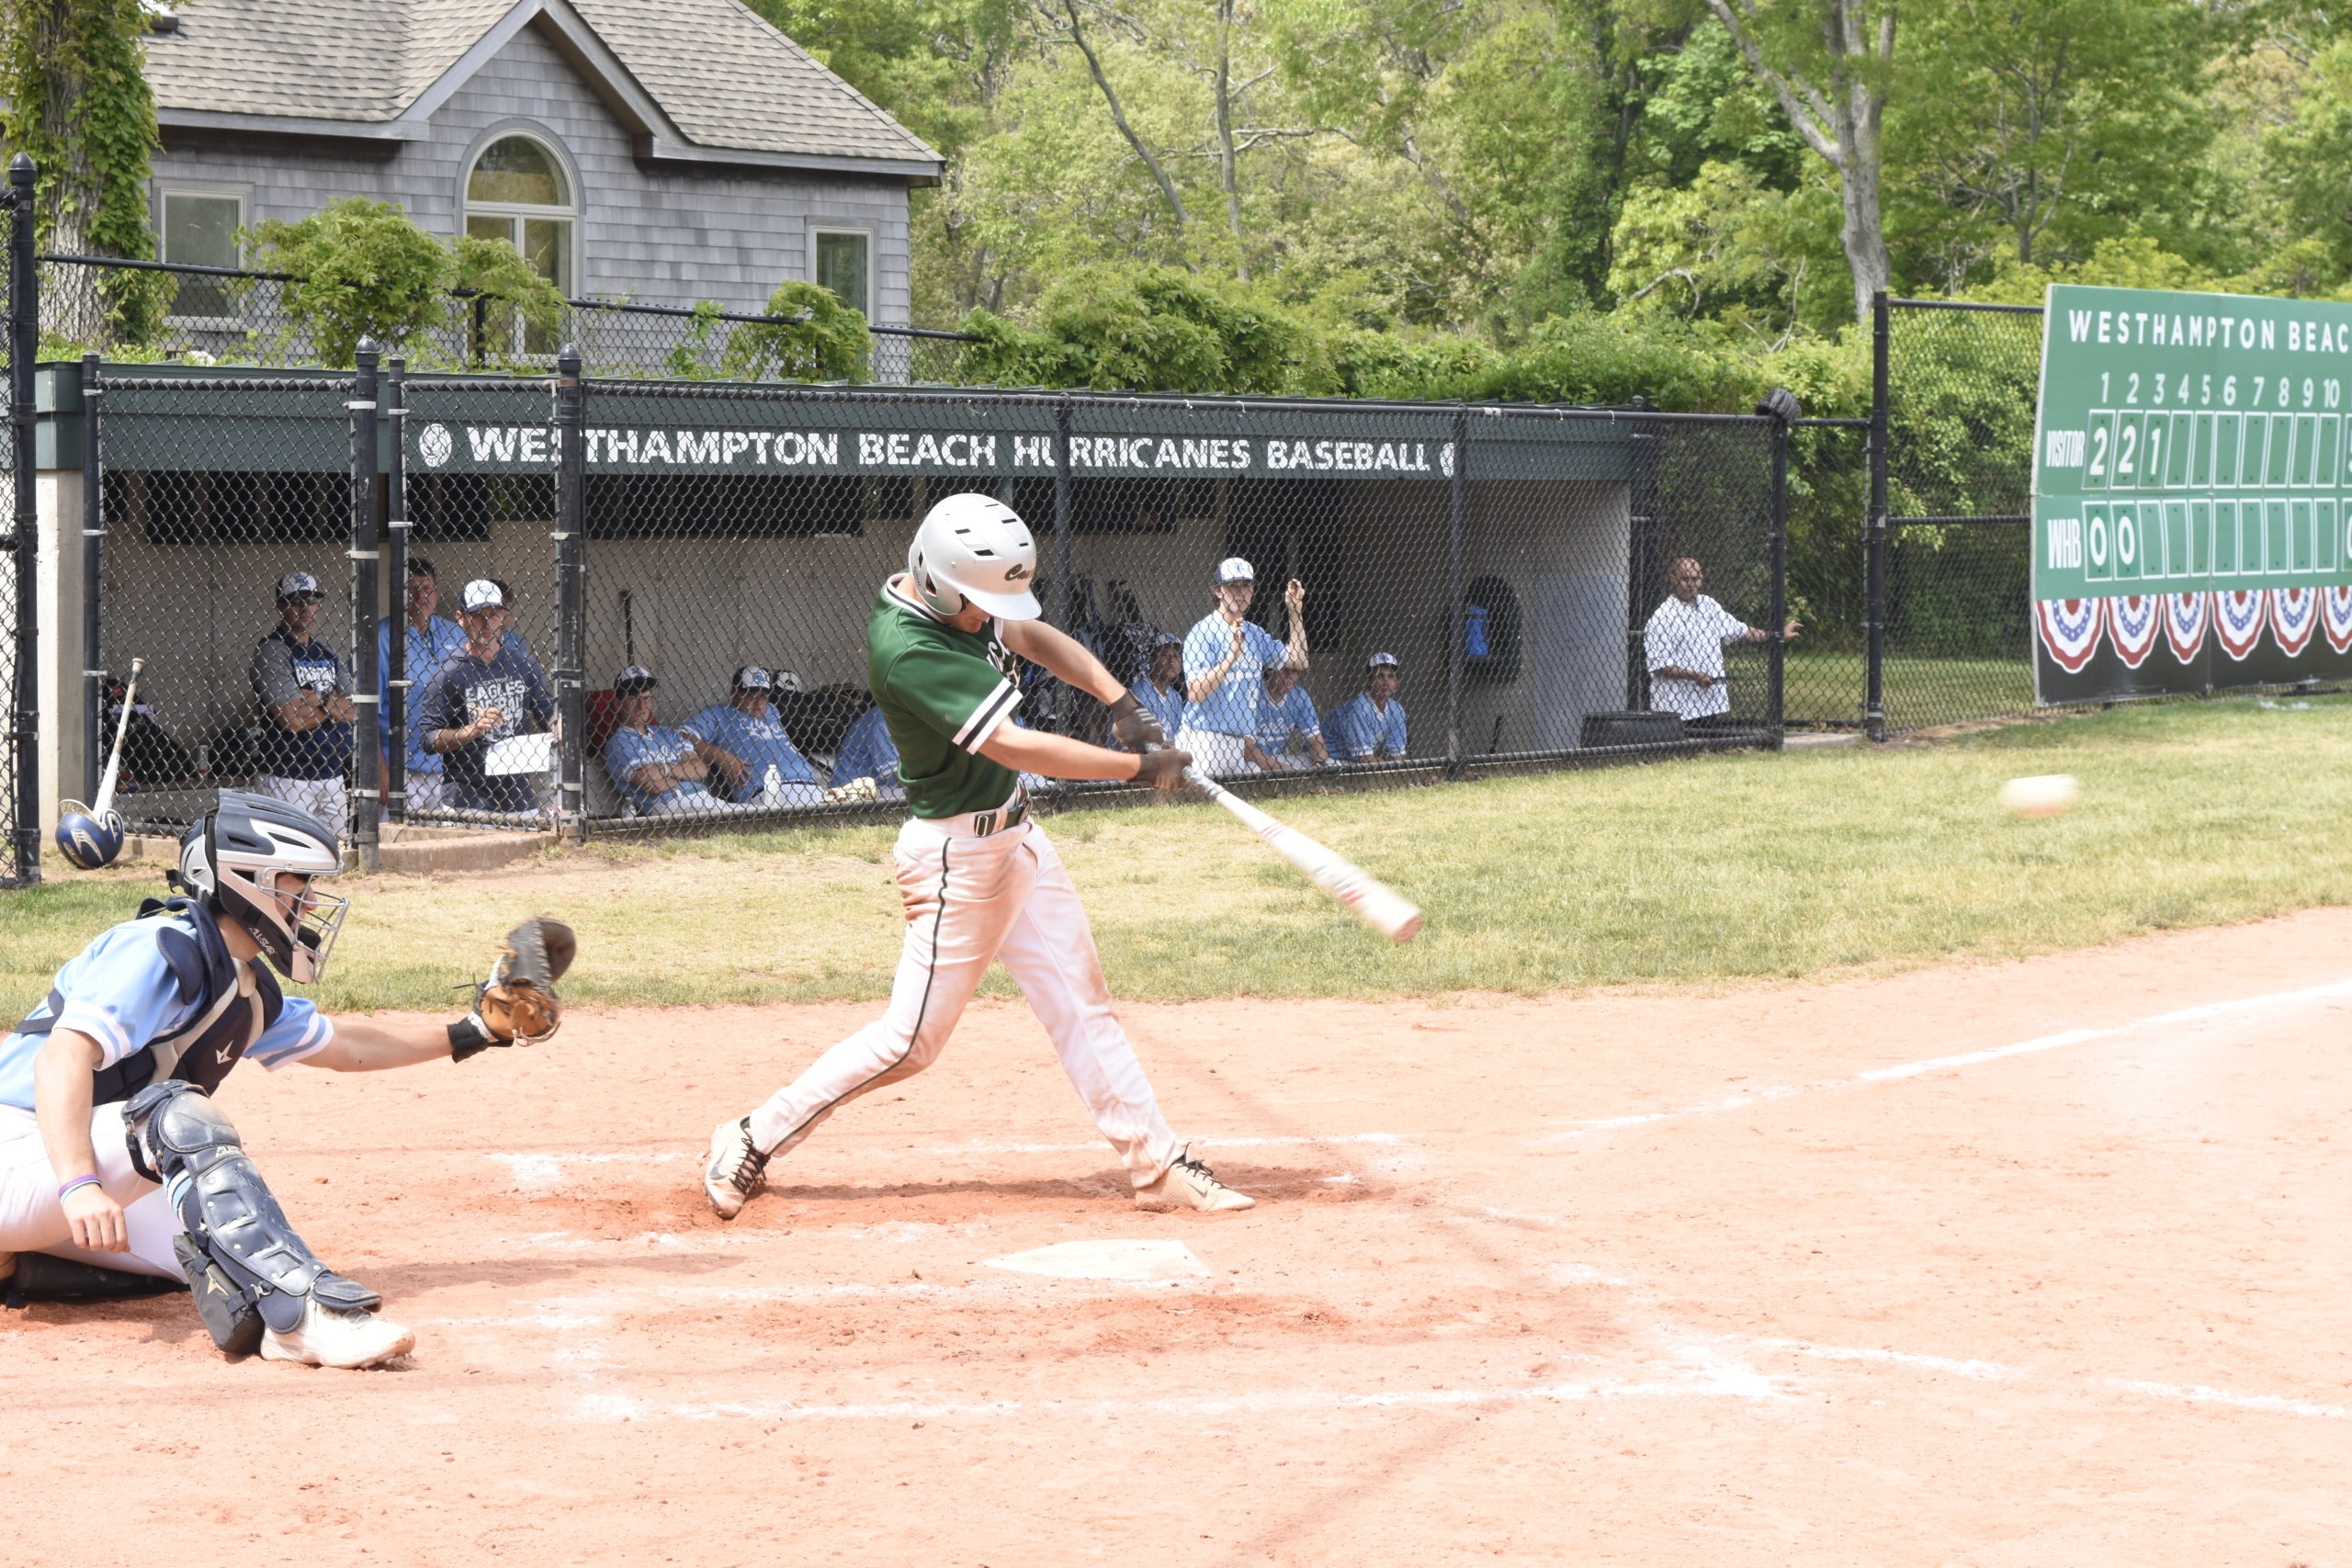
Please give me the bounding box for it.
[463,129,581,295]
[153,184,251,330]
[810,226,875,318]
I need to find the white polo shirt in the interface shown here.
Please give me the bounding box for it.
[1643,593,1750,718]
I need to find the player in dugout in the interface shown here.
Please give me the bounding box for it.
[681,665,827,807]
[0,791,571,1368]
[703,492,1256,1220]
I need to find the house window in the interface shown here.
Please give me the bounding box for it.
[159,190,242,320]
[814,231,868,317]
[465,134,574,351]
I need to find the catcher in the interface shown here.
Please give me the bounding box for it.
[0,790,571,1369]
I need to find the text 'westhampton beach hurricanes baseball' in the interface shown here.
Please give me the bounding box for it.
[2031,283,2352,702]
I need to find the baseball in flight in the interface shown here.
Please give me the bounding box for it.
[1997,773,2081,818]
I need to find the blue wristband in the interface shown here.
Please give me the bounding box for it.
[57,1174,102,1201]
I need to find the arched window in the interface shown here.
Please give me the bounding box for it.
[465,134,574,295]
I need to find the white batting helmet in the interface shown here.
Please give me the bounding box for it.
[907,492,1041,620]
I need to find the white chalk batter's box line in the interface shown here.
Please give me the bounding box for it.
[485,1134,1407,1190]
[1536,976,2352,1144]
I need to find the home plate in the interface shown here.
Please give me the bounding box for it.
[982,1240,1212,1282]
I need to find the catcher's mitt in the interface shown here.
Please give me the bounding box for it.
[448,916,577,1062]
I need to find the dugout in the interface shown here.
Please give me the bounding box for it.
[28,359,1792,856]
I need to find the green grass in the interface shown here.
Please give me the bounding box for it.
[1781,648,2035,728]
[10,693,2352,1011]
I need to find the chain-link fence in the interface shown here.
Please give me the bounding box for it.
[1869,297,2044,732]
[42,254,978,385]
[74,361,1796,849]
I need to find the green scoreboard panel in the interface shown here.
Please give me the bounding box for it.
[2031,283,2352,703]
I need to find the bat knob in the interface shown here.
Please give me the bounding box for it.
[55,807,126,870]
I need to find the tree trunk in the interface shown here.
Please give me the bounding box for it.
[1060,0,1191,234]
[1216,0,1246,277]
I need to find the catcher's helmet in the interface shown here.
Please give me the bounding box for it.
[907,492,1040,620]
[175,790,347,983]
[54,804,126,870]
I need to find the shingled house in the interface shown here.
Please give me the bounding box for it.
[139,0,942,323]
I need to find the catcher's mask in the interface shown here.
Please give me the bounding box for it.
[173,790,348,983]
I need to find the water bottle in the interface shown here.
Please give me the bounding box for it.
[761,763,782,806]
[1464,604,1491,659]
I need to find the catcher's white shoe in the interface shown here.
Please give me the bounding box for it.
[259,1301,415,1369]
[1134,1148,1255,1213]
[704,1116,769,1219]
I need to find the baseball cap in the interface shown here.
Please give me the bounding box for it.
[1366,651,1400,670]
[733,665,773,691]
[1153,632,1181,649]
[615,665,657,695]
[1216,557,1255,584]
[460,579,505,612]
[275,570,322,604]
[771,668,807,694]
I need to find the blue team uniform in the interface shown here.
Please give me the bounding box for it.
[1136,678,1185,741]
[1323,693,1409,760]
[603,724,717,815]
[1,903,333,1112]
[681,704,822,803]
[377,615,469,781]
[1181,614,1286,737]
[1253,684,1325,764]
[831,705,903,796]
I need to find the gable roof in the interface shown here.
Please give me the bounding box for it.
[144,0,940,178]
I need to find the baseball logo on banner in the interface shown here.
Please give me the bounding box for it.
[2105,594,2161,669]
[2324,585,2352,655]
[419,423,454,468]
[2162,591,2209,663]
[2215,588,2267,660]
[2033,598,2103,673]
[2269,584,2320,656]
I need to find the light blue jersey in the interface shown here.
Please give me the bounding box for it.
[1136,678,1185,741]
[1254,684,1324,762]
[603,724,716,815]
[1182,614,1286,737]
[682,704,821,803]
[831,705,904,796]
[0,912,331,1111]
[378,615,469,776]
[1323,693,1409,760]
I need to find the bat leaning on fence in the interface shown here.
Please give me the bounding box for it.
[1182,762,1424,944]
[56,656,144,871]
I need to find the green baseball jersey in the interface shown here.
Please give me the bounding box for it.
[867,577,1025,818]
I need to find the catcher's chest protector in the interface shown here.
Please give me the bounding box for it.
[13,898,282,1103]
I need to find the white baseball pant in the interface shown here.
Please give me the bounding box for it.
[746,814,1183,1186]
[1172,727,1258,778]
[0,1103,184,1280]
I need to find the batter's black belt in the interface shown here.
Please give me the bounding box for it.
[967,796,1028,838]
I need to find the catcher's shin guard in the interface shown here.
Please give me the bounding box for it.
[124,1081,380,1355]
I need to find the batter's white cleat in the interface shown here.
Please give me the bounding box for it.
[704,1116,770,1219]
[259,1301,415,1369]
[1135,1148,1255,1213]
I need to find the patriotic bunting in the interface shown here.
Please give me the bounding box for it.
[2324,586,2352,655]
[2105,594,2161,668]
[2162,592,2208,664]
[2268,584,2320,656]
[2215,588,2267,660]
[2034,598,2103,672]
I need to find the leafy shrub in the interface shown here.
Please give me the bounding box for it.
[718,279,870,380]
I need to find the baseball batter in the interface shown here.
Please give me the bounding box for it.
[704,493,1254,1217]
[0,791,572,1368]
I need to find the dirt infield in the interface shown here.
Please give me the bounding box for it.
[11,908,2352,1565]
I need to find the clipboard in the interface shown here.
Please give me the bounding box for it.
[483,731,554,776]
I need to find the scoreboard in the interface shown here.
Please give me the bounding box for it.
[2030,283,2352,702]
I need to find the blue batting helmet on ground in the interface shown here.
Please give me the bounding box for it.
[55,804,126,870]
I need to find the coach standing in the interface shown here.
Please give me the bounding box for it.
[249,570,355,842]
[1643,557,1800,725]
[1177,558,1308,775]
[418,580,560,815]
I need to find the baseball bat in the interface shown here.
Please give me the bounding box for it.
[1182,763,1424,943]
[89,656,144,821]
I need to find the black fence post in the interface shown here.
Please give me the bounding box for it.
[555,344,587,831]
[349,341,380,871]
[1052,398,1074,637]
[1446,405,1468,773]
[9,153,39,885]
[80,354,103,799]
[1766,400,1792,750]
[1623,402,1657,712]
[383,354,407,823]
[1866,290,1890,741]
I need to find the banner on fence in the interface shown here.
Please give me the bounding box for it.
[2031,282,2352,701]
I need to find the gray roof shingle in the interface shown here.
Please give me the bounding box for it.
[143,0,938,166]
